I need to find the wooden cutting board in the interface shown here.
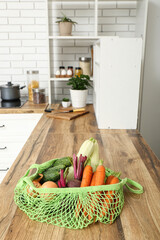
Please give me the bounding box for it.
[46,110,89,120]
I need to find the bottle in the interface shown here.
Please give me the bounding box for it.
[27,70,39,102]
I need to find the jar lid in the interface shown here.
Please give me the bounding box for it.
[79,57,91,62]
[75,67,82,70]
[68,66,73,69]
[32,70,39,74]
[32,88,45,93]
[27,70,39,74]
[59,66,65,69]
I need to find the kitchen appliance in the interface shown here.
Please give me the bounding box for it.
[0,97,27,108]
[0,82,26,101]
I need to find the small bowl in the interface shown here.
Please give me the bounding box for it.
[62,101,71,108]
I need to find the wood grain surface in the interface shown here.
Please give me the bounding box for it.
[0,100,48,114]
[0,104,160,240]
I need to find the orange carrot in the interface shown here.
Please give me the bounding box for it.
[81,161,93,187]
[88,160,105,220]
[90,171,96,186]
[94,160,106,186]
[105,175,114,184]
[100,176,119,218]
[76,161,93,218]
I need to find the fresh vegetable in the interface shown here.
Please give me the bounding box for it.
[41,181,58,188]
[77,138,95,160]
[40,181,58,200]
[65,166,74,182]
[100,176,120,218]
[67,154,87,187]
[94,160,106,186]
[42,164,65,182]
[32,173,43,188]
[27,174,43,197]
[90,172,96,186]
[80,160,93,187]
[89,139,100,172]
[73,154,87,180]
[58,169,66,188]
[52,157,72,167]
[67,179,81,188]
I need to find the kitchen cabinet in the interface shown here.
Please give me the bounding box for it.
[0,114,42,183]
[46,0,148,129]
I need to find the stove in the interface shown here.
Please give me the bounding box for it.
[0,97,28,108]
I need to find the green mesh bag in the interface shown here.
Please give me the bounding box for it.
[14,159,143,229]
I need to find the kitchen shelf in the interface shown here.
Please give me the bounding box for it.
[49,36,100,40]
[50,77,93,81]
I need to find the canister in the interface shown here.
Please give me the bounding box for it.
[79,57,91,76]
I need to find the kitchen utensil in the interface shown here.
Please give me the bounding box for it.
[45,108,54,113]
[0,82,26,101]
[46,110,89,120]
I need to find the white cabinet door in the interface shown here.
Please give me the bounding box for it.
[0,114,42,183]
[94,37,142,129]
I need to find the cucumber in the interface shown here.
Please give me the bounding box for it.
[42,171,60,183]
[42,164,66,182]
[52,157,72,167]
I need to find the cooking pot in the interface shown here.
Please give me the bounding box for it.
[0,82,26,101]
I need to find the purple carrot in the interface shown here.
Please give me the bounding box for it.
[73,153,78,179]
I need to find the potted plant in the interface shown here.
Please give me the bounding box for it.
[67,74,92,108]
[56,13,77,36]
[62,98,71,108]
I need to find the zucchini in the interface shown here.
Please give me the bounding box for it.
[52,157,72,168]
[42,164,66,182]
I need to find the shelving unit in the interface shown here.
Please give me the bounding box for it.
[46,0,148,129]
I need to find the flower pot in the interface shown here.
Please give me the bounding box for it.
[59,22,73,36]
[70,89,88,108]
[62,101,71,108]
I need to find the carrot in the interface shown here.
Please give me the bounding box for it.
[76,161,93,218]
[94,160,106,186]
[80,160,93,187]
[105,175,114,184]
[87,160,105,220]
[100,176,119,218]
[90,171,96,186]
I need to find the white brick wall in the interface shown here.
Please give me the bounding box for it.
[0,0,137,102]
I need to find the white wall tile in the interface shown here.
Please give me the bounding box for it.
[103,9,129,17]
[117,17,136,24]
[7,2,34,9]
[117,1,137,9]
[0,3,6,9]
[9,33,35,39]
[8,18,34,25]
[0,33,8,40]
[0,62,10,68]
[10,47,36,54]
[0,10,20,17]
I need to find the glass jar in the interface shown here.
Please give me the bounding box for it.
[33,88,46,104]
[79,57,91,76]
[27,70,39,101]
[67,66,73,77]
[75,67,83,77]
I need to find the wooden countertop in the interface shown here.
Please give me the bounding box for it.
[0,105,160,240]
[0,100,48,114]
